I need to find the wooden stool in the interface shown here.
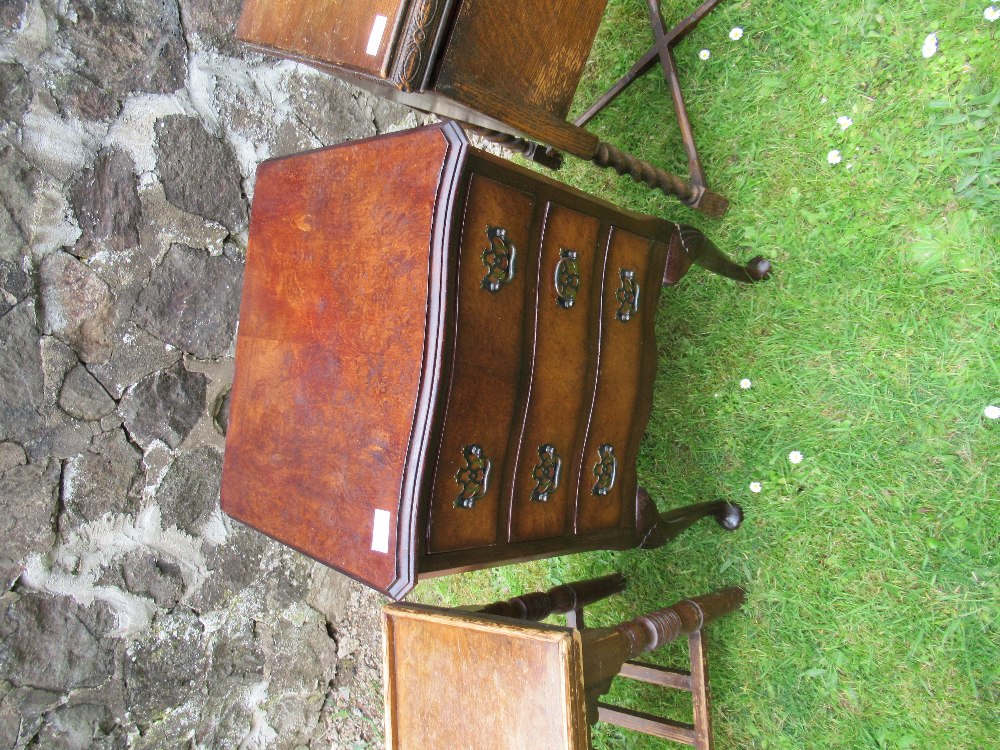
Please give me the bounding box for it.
[236,0,732,216]
[383,574,745,749]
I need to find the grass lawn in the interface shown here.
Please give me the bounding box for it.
[413,2,999,748]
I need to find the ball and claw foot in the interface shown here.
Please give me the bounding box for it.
[713,501,744,531]
[745,256,772,282]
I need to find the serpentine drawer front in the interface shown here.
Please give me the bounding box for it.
[222,123,692,599]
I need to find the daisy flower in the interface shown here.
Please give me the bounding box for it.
[788,450,804,464]
[740,378,753,390]
[749,482,762,493]
[922,32,938,58]
[985,405,1000,419]
[837,116,853,130]
[985,6,1000,22]
[827,149,842,165]
[730,27,744,40]
[699,49,711,60]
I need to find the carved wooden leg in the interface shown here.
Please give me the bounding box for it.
[463,123,564,169]
[663,223,771,285]
[475,573,626,623]
[636,487,743,549]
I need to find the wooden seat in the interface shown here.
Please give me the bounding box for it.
[382,574,745,749]
[235,0,733,216]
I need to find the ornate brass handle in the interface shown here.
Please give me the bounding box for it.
[592,444,617,496]
[615,269,639,322]
[555,249,580,308]
[481,226,516,292]
[530,444,562,502]
[455,444,491,509]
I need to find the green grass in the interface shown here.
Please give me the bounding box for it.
[414,2,999,747]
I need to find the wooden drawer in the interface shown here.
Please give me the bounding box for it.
[576,228,657,534]
[426,175,536,554]
[508,204,602,543]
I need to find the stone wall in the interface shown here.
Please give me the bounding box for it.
[1,2,420,747]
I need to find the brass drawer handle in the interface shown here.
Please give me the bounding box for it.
[481,226,516,292]
[455,444,491,509]
[592,444,617,496]
[531,444,562,502]
[554,249,580,308]
[615,269,639,322]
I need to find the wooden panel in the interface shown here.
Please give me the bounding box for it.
[238,0,407,78]
[509,204,601,543]
[426,176,535,553]
[434,0,609,120]
[383,604,588,750]
[221,126,460,596]
[576,228,655,535]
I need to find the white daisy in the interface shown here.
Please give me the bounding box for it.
[984,405,1000,419]
[740,378,753,390]
[749,481,762,493]
[985,6,1000,22]
[788,450,804,464]
[730,27,744,40]
[699,49,711,60]
[922,32,938,58]
[827,149,842,165]
[837,115,853,130]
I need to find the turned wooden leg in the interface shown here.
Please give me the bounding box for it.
[663,223,771,285]
[463,123,564,169]
[636,487,743,549]
[475,573,626,623]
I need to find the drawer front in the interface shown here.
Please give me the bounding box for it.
[509,204,602,542]
[576,228,655,534]
[426,175,535,553]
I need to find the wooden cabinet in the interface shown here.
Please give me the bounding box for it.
[221,123,759,599]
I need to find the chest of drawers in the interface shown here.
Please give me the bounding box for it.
[221,123,761,599]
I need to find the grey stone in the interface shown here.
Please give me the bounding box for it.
[40,336,80,410]
[59,364,116,421]
[0,63,31,125]
[134,244,243,359]
[0,144,37,263]
[178,0,244,56]
[0,459,60,589]
[287,74,378,147]
[36,703,115,750]
[96,550,183,609]
[119,361,206,450]
[187,525,267,612]
[69,150,140,259]
[0,442,27,474]
[0,258,32,317]
[124,608,208,726]
[0,0,25,31]
[213,386,231,435]
[87,323,181,399]
[56,0,187,120]
[0,300,44,444]
[61,428,141,528]
[154,116,248,231]
[0,593,116,692]
[39,252,115,364]
[157,445,223,535]
[0,685,64,750]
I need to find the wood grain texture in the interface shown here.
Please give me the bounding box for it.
[426,175,535,553]
[434,0,608,121]
[383,604,588,750]
[238,0,407,78]
[221,124,465,597]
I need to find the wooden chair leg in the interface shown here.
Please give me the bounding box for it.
[464,123,564,169]
[663,224,772,285]
[475,573,626,622]
[589,588,744,747]
[636,487,743,550]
